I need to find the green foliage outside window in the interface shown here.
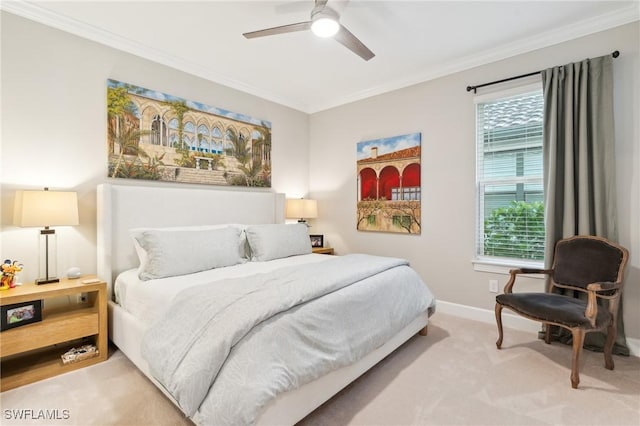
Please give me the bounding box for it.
[484,201,545,260]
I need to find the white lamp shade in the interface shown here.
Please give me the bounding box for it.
[286,199,318,220]
[14,190,79,227]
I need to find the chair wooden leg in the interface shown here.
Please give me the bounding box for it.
[570,328,585,389]
[495,303,504,349]
[604,322,616,370]
[544,324,552,344]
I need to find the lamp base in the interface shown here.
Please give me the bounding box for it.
[36,277,60,285]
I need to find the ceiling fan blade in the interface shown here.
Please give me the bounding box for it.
[334,24,375,61]
[243,21,312,39]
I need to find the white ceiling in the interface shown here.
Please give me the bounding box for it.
[3,1,639,113]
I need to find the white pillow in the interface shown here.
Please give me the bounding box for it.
[130,224,249,273]
[245,223,312,261]
[135,227,243,280]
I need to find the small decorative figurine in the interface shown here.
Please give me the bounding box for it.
[1,259,23,290]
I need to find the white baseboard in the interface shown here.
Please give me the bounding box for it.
[626,338,640,357]
[436,300,640,357]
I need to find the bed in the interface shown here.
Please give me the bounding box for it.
[97,183,436,425]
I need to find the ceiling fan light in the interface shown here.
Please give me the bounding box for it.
[311,17,339,37]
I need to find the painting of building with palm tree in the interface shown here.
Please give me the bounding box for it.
[357,133,421,234]
[107,79,271,187]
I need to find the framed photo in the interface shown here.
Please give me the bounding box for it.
[310,234,324,248]
[1,300,42,331]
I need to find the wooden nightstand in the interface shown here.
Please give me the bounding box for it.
[0,276,108,391]
[312,247,334,255]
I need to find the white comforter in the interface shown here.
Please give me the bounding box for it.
[115,254,331,326]
[142,254,434,425]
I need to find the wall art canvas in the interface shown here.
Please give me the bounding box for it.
[107,79,272,187]
[357,132,421,234]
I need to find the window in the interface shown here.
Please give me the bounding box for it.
[391,187,421,201]
[392,215,411,228]
[150,115,166,146]
[476,84,545,263]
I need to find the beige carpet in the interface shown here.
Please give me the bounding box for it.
[1,313,639,425]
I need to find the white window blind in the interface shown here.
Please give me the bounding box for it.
[476,85,545,261]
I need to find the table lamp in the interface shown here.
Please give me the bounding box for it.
[286,198,318,225]
[13,188,79,284]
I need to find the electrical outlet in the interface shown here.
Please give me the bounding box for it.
[76,293,88,303]
[489,279,499,293]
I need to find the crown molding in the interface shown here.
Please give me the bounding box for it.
[309,3,640,113]
[2,1,638,114]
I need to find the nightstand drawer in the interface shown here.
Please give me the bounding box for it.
[1,310,99,357]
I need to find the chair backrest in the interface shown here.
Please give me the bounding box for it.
[552,235,628,290]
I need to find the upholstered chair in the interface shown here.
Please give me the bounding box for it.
[495,235,629,388]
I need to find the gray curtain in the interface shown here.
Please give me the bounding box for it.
[542,54,629,355]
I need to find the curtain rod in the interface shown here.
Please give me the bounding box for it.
[466,50,619,93]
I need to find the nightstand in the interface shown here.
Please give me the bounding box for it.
[0,276,108,391]
[312,247,334,255]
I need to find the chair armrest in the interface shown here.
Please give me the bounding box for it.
[550,283,603,328]
[503,268,553,293]
[584,286,601,328]
[586,281,622,292]
[582,282,621,328]
[547,282,613,328]
[517,267,553,275]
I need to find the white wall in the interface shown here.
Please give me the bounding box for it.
[309,22,640,341]
[0,12,310,283]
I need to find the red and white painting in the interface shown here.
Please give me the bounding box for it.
[357,133,421,234]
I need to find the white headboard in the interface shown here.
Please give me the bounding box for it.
[97,183,285,295]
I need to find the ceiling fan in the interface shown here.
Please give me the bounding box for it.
[243,0,375,61]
